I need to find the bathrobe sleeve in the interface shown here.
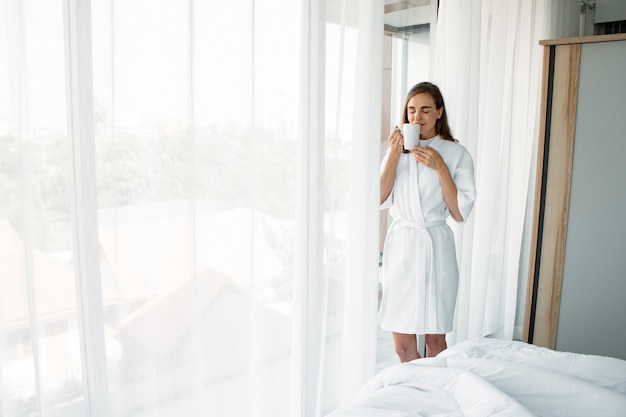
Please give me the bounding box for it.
[451,146,476,223]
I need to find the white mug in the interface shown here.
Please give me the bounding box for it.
[402,123,420,150]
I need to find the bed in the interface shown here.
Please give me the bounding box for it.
[326,337,626,417]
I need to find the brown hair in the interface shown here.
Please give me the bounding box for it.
[401,82,456,143]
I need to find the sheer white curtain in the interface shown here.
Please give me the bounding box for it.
[0,0,382,416]
[432,0,579,345]
[295,1,382,413]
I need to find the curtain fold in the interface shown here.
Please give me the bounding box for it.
[433,0,580,345]
[1,0,382,416]
[339,0,382,404]
[293,0,326,414]
[297,0,383,413]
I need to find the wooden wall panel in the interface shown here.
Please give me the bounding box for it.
[523,44,580,348]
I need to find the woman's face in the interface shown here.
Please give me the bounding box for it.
[406,92,443,140]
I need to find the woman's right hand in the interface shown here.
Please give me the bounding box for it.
[388,126,404,155]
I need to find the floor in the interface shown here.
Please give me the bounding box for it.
[376,326,399,373]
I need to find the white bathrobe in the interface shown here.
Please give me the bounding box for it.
[379,136,476,334]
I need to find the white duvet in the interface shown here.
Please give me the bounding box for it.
[326,338,626,417]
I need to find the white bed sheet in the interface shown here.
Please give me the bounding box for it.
[326,338,626,417]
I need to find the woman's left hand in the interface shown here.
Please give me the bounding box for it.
[411,146,445,171]
[413,146,463,221]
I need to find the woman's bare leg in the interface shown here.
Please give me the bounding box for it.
[392,332,421,362]
[424,334,447,357]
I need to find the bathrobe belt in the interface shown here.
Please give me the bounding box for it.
[394,219,446,230]
[390,219,446,275]
[391,219,446,325]
[392,219,446,273]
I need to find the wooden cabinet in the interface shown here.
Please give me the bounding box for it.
[523,34,626,360]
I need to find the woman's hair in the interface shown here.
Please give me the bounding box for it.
[401,82,456,143]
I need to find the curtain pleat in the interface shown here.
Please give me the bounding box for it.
[293,0,326,414]
[338,0,382,403]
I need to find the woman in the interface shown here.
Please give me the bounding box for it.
[379,82,476,361]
